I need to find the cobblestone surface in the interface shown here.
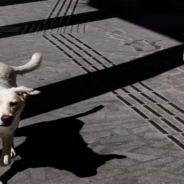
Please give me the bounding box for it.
[0,0,184,183]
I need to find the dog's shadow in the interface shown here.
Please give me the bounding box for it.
[0,106,126,183]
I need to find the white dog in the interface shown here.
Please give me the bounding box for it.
[0,53,42,167]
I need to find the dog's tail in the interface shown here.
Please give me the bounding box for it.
[11,53,42,75]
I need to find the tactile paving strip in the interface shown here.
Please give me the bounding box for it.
[43,34,184,150]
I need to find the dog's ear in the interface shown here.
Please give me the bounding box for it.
[11,86,40,100]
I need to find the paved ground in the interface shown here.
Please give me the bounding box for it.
[0,0,184,183]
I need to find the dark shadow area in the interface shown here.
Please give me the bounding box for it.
[0,0,45,6]
[139,0,171,12]
[0,0,184,41]
[0,106,125,183]
[139,0,184,12]
[21,44,184,120]
[88,0,184,41]
[89,0,184,13]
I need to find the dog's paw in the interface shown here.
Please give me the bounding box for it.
[0,155,11,167]
[10,147,16,158]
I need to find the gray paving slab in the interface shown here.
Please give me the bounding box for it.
[0,0,184,183]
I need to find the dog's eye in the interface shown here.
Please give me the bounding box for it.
[10,102,18,107]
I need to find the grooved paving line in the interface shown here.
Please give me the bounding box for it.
[21,0,80,34]
[43,34,184,150]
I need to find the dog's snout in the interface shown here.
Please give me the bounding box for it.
[1,115,13,126]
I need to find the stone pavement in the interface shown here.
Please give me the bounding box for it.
[0,0,184,183]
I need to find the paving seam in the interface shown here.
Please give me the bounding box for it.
[43,34,184,151]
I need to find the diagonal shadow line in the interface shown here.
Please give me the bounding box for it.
[21,44,184,120]
[0,6,184,41]
[0,11,113,39]
[0,0,45,6]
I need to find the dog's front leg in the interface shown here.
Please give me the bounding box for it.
[10,142,16,158]
[0,134,14,166]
